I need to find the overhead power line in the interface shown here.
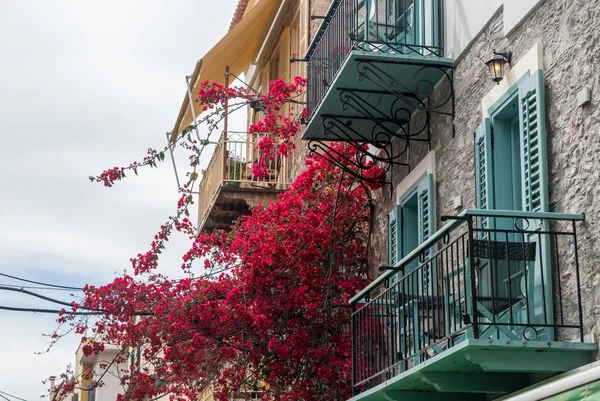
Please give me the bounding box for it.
[0,305,152,316]
[0,272,83,291]
[0,285,86,309]
[0,390,28,401]
[0,283,77,291]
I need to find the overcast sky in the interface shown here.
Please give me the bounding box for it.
[0,1,242,399]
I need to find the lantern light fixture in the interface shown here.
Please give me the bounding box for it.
[485,50,513,84]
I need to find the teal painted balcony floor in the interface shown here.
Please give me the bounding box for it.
[350,339,597,401]
[303,51,453,141]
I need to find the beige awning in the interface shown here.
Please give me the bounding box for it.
[170,0,281,142]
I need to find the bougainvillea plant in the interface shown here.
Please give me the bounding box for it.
[54,76,385,401]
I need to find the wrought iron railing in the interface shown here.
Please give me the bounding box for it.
[197,131,292,230]
[305,0,444,118]
[350,210,585,394]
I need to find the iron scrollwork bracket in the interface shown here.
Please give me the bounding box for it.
[307,57,454,194]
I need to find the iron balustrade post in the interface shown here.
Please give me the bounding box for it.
[466,215,479,339]
[351,302,358,394]
[571,220,585,342]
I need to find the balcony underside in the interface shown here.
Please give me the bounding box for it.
[200,186,283,233]
[303,51,453,142]
[351,339,596,401]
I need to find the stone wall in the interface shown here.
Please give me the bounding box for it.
[368,0,600,346]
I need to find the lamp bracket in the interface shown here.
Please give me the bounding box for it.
[493,49,513,65]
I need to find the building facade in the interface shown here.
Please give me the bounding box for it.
[174,0,600,400]
[301,0,600,400]
[50,338,128,401]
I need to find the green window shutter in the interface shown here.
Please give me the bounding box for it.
[417,173,435,244]
[388,205,402,266]
[518,69,549,213]
[474,118,494,236]
[518,69,553,334]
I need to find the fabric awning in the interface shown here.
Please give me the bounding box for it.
[170,0,281,142]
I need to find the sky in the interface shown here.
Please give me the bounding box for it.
[0,1,243,399]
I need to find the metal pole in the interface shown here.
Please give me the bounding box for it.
[571,220,585,343]
[351,303,358,395]
[223,66,230,182]
[466,215,479,339]
[185,75,203,143]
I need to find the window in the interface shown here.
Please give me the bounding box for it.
[475,69,548,218]
[388,172,434,274]
[88,384,96,401]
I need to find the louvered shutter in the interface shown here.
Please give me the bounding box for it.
[518,69,553,331]
[518,69,549,215]
[474,118,494,237]
[417,173,435,293]
[417,173,434,244]
[388,206,402,266]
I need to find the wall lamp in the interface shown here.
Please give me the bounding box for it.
[485,50,512,84]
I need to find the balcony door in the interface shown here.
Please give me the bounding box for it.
[474,69,552,341]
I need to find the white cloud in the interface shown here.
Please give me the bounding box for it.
[0,0,239,398]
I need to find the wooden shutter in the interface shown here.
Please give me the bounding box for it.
[518,69,549,214]
[417,173,434,244]
[474,117,494,237]
[417,173,435,293]
[388,206,402,266]
[518,69,553,331]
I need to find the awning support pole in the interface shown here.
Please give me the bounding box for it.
[185,74,203,143]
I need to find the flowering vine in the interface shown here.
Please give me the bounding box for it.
[52,76,389,401]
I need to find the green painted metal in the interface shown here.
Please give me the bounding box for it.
[302,51,453,141]
[382,390,483,401]
[460,209,585,221]
[350,209,583,304]
[464,350,592,373]
[347,339,596,401]
[419,372,529,393]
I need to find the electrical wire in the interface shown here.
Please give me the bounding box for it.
[0,283,79,291]
[0,390,28,401]
[0,305,153,316]
[0,272,83,291]
[0,285,88,309]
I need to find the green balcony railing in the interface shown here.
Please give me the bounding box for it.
[305,0,444,119]
[350,210,586,395]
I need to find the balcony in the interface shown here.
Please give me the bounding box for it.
[301,0,453,184]
[197,131,291,233]
[350,210,596,401]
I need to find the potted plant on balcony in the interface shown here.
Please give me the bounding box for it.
[225,154,246,188]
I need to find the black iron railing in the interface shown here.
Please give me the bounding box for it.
[350,210,585,394]
[305,0,444,118]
